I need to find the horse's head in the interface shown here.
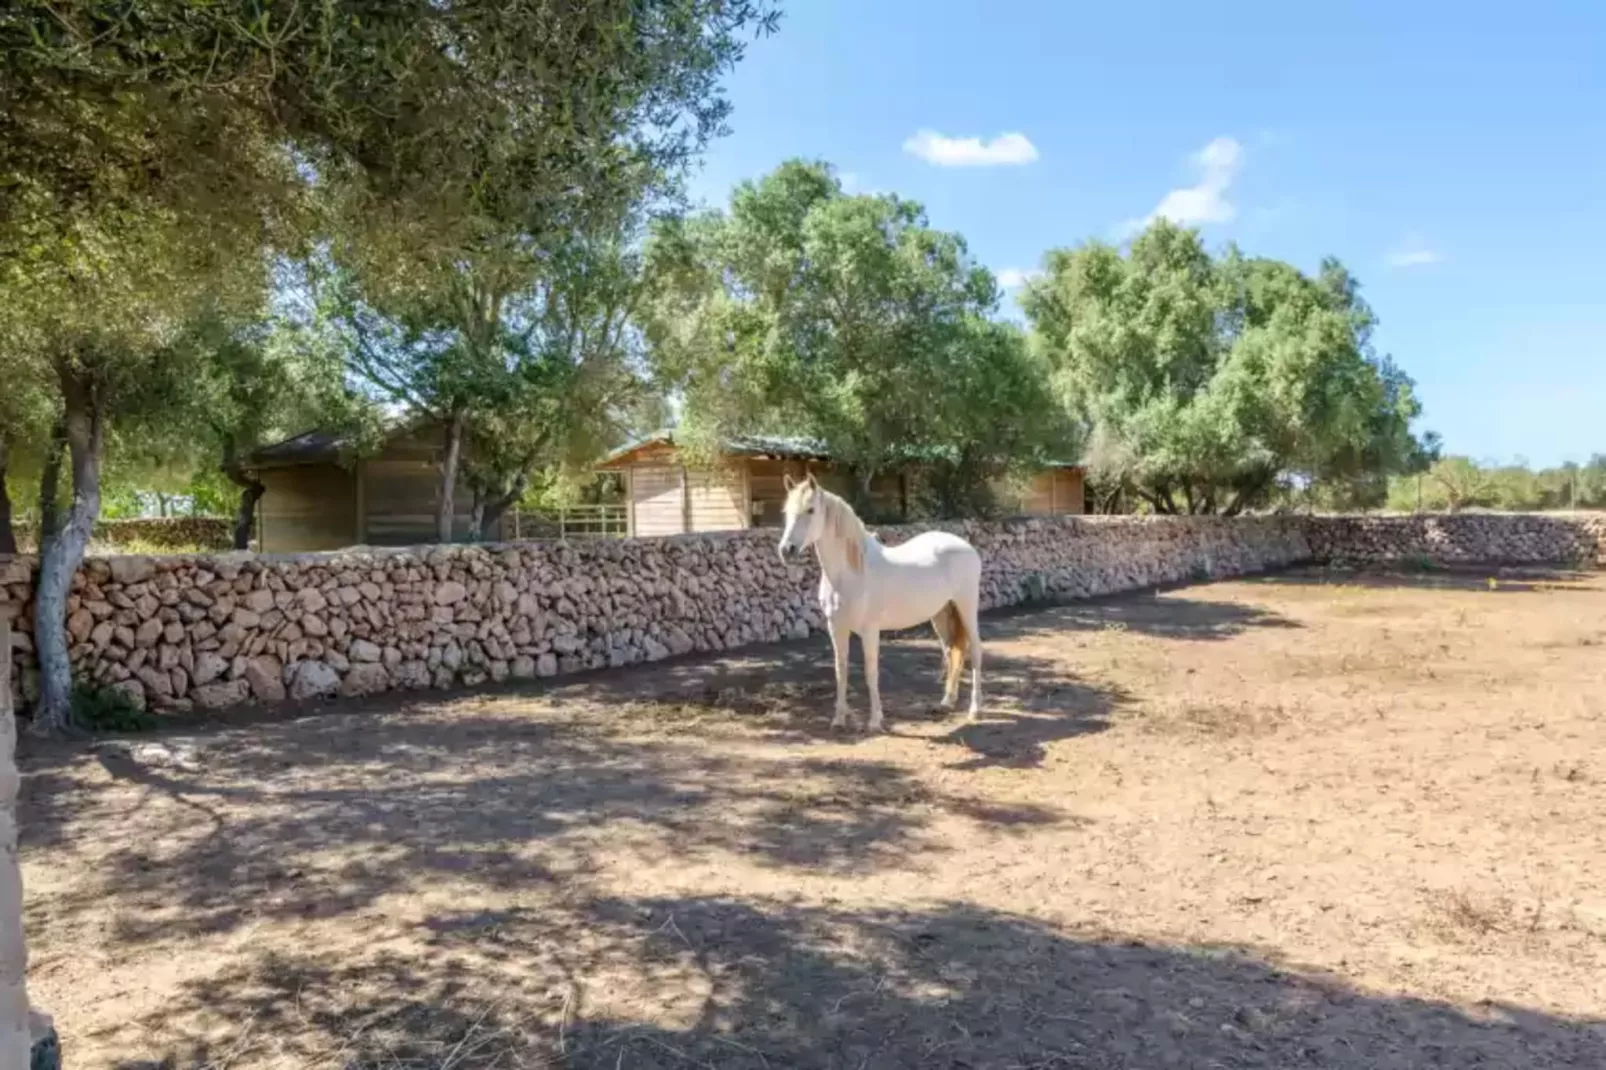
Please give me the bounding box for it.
[778,472,826,562]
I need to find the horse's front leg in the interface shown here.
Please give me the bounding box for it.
[863,628,884,732]
[828,620,852,730]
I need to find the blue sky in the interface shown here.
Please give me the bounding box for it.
[686,0,1606,467]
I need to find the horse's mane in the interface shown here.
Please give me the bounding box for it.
[815,488,869,572]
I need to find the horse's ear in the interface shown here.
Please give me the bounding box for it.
[806,471,819,489]
[783,473,796,491]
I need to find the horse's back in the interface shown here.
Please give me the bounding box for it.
[880,531,981,595]
[882,529,978,567]
[846,531,980,632]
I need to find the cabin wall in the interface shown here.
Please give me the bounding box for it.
[359,427,503,545]
[258,465,359,553]
[995,468,1086,517]
[746,461,904,527]
[624,460,748,535]
[258,422,507,551]
[629,464,687,537]
[608,446,913,534]
[746,459,816,528]
[688,466,746,531]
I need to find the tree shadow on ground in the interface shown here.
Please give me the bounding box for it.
[554,628,1118,730]
[19,652,1100,949]
[987,592,1302,646]
[111,894,1605,1070]
[1254,564,1599,595]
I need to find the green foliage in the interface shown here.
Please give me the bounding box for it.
[1,0,779,729]
[1385,454,1606,512]
[71,682,157,734]
[1023,221,1428,514]
[643,160,1073,507]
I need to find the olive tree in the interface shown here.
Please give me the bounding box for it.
[0,0,778,732]
[643,160,1063,511]
[1023,221,1427,514]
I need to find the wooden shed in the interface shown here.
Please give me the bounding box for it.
[597,433,1083,536]
[597,434,837,536]
[995,464,1086,518]
[247,421,508,553]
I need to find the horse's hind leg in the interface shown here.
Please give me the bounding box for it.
[957,595,983,721]
[931,604,963,708]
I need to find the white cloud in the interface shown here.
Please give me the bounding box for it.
[902,129,1039,167]
[1121,136,1243,235]
[1386,236,1443,268]
[995,267,1041,290]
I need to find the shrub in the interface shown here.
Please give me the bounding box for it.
[71,682,158,733]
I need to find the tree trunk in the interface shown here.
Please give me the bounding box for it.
[1221,475,1271,518]
[468,495,487,543]
[1,618,59,1069]
[0,441,16,556]
[33,363,104,735]
[476,466,534,543]
[232,482,264,551]
[851,467,877,518]
[220,441,264,552]
[36,420,65,545]
[436,411,466,545]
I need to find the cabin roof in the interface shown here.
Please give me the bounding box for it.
[598,431,833,468]
[598,430,1085,470]
[248,428,353,469]
[247,413,434,470]
[256,423,1085,473]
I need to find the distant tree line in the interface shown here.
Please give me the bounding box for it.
[1380,455,1606,513]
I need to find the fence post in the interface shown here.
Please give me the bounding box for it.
[0,617,57,1070]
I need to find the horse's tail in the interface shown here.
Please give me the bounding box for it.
[936,600,970,680]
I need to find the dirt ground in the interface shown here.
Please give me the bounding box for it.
[19,565,1606,1069]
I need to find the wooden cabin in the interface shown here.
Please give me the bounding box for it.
[246,421,509,553]
[998,466,1086,518]
[597,433,1084,536]
[248,423,1085,551]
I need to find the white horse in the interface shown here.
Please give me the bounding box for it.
[778,473,984,731]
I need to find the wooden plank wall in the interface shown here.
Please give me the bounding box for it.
[630,464,686,536]
[747,460,905,526]
[747,459,813,528]
[1055,468,1086,514]
[259,466,358,552]
[1002,468,1086,516]
[360,426,503,545]
[687,466,746,531]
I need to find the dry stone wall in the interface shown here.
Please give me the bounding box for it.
[0,516,1309,715]
[1301,512,1606,567]
[1,512,1600,716]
